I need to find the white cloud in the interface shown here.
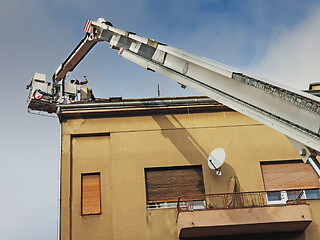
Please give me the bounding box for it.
[249,7,320,90]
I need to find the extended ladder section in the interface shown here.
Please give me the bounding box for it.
[48,18,320,166]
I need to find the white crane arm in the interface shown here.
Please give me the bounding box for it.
[52,18,320,163]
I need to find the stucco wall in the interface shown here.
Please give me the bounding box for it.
[60,109,319,240]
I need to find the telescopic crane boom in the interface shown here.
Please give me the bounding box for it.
[28,18,320,174]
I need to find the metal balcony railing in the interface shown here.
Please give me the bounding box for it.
[176,190,305,222]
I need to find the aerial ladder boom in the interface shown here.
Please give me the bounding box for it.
[54,36,98,83]
[39,18,320,172]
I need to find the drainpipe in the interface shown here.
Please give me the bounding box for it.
[308,157,320,178]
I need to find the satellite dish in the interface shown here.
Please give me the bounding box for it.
[208,148,226,172]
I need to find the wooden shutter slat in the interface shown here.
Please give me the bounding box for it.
[261,162,320,191]
[145,166,205,202]
[82,173,101,214]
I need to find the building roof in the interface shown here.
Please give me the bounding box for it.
[57,96,230,120]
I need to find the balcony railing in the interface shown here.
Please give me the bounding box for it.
[176,190,305,222]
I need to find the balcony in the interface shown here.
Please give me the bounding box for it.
[176,191,312,239]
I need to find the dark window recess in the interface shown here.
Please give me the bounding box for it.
[145,165,205,203]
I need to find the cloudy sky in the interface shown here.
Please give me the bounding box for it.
[1,0,320,239]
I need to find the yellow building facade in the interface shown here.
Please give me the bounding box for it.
[58,96,320,240]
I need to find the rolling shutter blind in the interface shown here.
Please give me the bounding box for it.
[261,161,320,191]
[145,165,205,203]
[82,173,101,215]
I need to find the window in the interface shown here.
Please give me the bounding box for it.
[266,191,281,202]
[261,160,320,191]
[261,161,320,205]
[266,189,320,205]
[286,190,299,201]
[305,189,320,199]
[81,173,101,215]
[145,165,205,209]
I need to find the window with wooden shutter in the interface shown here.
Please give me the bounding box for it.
[261,161,320,191]
[81,173,101,215]
[145,165,205,203]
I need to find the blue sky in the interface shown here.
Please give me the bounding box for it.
[1,1,320,239]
